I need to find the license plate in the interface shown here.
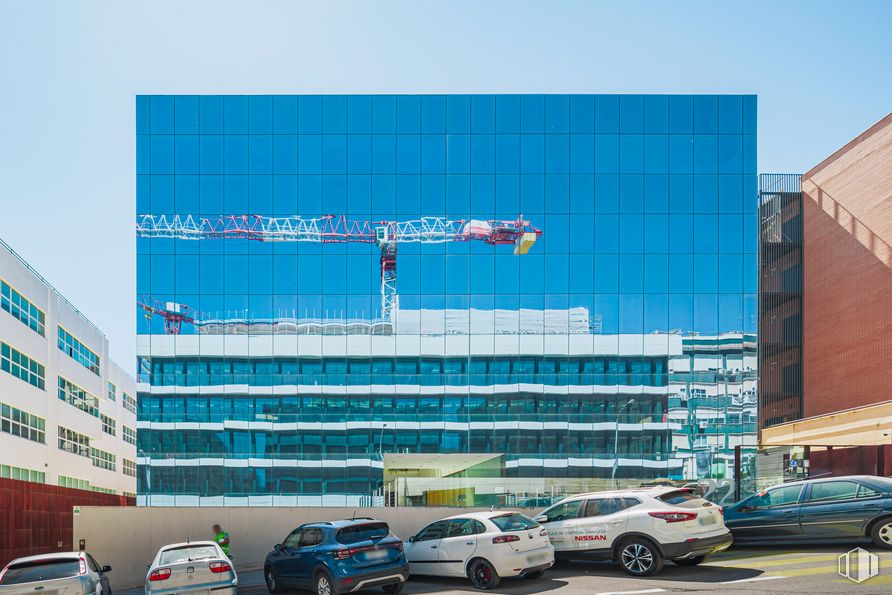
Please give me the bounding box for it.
[528,552,548,563]
[698,513,715,526]
[365,549,388,560]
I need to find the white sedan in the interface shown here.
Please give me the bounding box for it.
[145,541,237,595]
[404,511,554,589]
[535,487,732,576]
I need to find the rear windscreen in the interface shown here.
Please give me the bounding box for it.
[0,559,80,585]
[490,513,539,532]
[336,523,390,545]
[657,490,701,506]
[159,546,219,564]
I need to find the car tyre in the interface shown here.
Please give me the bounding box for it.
[619,538,664,577]
[315,570,337,595]
[871,518,892,550]
[382,582,404,593]
[265,566,284,594]
[673,555,705,566]
[467,558,501,590]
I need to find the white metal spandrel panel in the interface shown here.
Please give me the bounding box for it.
[617,334,644,356]
[346,335,372,356]
[493,334,519,355]
[297,335,323,356]
[444,334,470,356]
[568,333,595,355]
[518,334,544,355]
[593,334,620,355]
[420,335,445,357]
[395,334,420,356]
[150,335,176,356]
[370,335,397,356]
[223,335,250,357]
[174,334,200,356]
[321,335,347,356]
[248,334,274,356]
[198,334,226,357]
[136,334,152,356]
[543,334,569,355]
[468,334,493,356]
[272,334,298,357]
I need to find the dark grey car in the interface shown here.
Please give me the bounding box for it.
[724,475,892,548]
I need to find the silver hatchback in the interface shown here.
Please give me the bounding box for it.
[0,551,112,595]
[145,541,237,595]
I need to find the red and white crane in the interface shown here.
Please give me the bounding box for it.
[137,214,542,326]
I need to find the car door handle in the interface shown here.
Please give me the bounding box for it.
[609,519,623,525]
[465,541,475,545]
[430,545,438,549]
[784,510,797,515]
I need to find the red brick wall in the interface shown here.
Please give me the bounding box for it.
[802,114,892,418]
[0,478,134,568]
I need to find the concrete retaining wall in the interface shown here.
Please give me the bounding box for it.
[73,506,537,588]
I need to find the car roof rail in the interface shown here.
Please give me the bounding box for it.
[345,516,378,522]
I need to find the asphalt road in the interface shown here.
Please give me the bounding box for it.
[118,546,892,594]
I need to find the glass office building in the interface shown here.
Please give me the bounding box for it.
[135,94,757,506]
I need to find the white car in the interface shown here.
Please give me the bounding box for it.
[145,541,237,594]
[404,511,554,589]
[535,487,732,576]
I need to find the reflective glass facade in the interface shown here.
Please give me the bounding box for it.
[136,94,757,506]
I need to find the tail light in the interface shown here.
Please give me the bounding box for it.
[718,506,724,517]
[389,542,404,553]
[79,558,87,575]
[334,549,353,560]
[539,528,548,537]
[149,568,171,581]
[648,511,698,523]
[492,534,521,544]
[209,562,231,573]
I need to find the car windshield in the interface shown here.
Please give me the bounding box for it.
[490,513,539,532]
[159,546,219,564]
[336,523,389,544]
[0,559,80,585]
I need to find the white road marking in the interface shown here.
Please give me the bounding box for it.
[719,575,786,584]
[597,589,667,595]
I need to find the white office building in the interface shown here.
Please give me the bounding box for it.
[0,238,137,496]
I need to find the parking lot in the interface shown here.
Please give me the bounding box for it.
[117,546,892,594]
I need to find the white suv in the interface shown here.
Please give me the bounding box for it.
[404,511,554,589]
[535,487,732,576]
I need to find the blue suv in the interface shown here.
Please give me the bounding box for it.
[264,518,410,595]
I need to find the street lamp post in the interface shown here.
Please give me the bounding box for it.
[378,423,388,458]
[611,399,636,488]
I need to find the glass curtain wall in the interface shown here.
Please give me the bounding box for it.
[136,94,757,506]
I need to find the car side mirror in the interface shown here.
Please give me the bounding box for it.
[274,544,282,552]
[408,536,416,543]
[102,565,112,573]
[535,515,548,523]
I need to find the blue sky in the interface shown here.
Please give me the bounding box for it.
[1,0,890,373]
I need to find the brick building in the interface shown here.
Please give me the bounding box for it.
[760,113,892,446]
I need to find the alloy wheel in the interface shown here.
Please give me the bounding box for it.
[266,570,276,591]
[471,561,493,588]
[622,543,654,574]
[317,575,332,595]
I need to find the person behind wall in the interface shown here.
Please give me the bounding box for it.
[212,524,231,558]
